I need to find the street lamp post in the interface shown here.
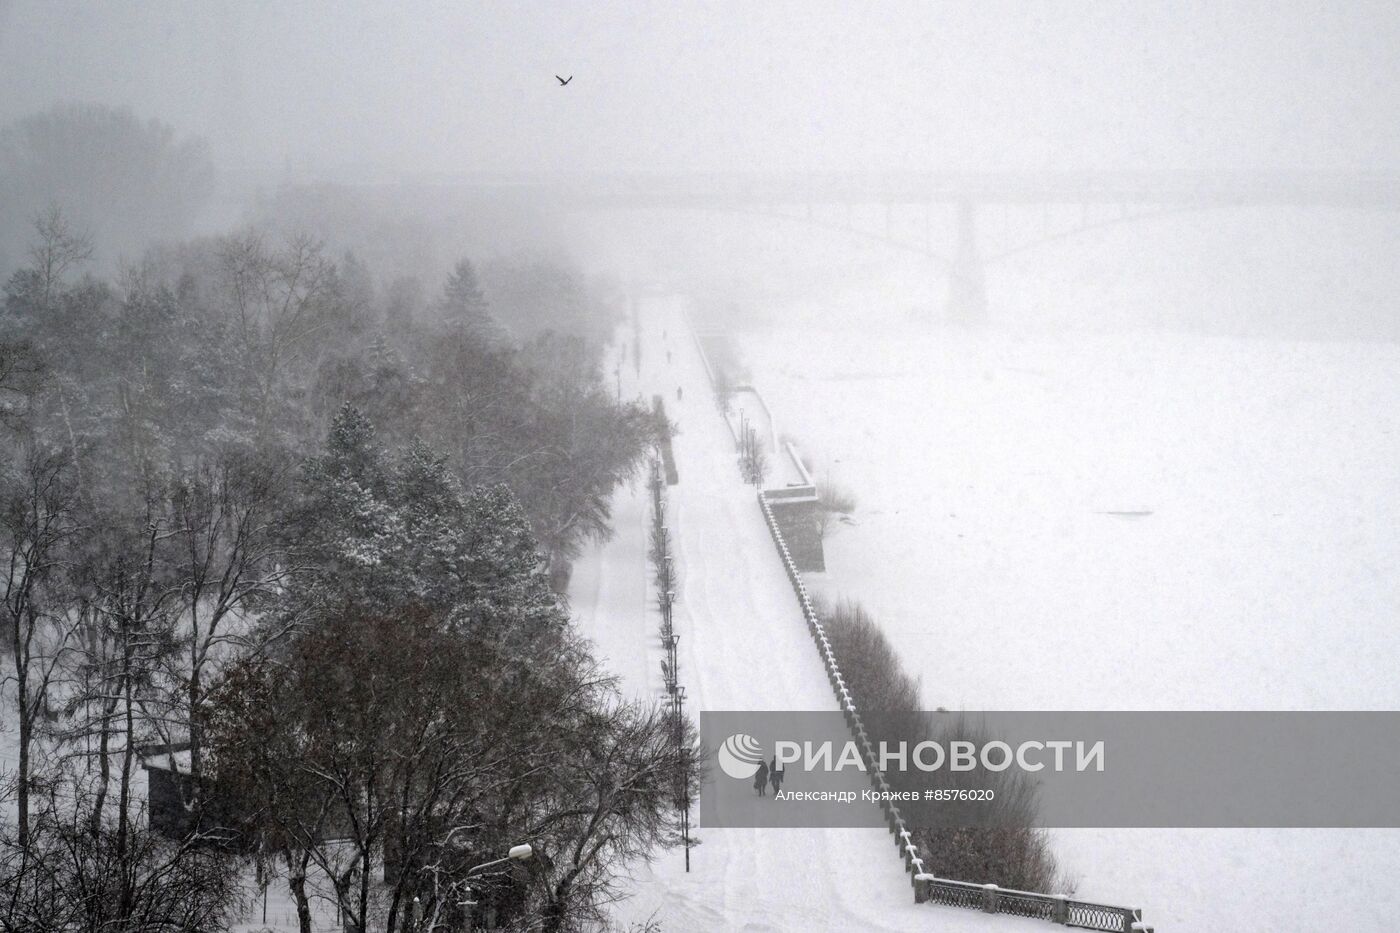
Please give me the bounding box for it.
[460,844,533,929]
[673,686,691,873]
[666,633,680,692]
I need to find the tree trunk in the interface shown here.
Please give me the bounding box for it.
[358,845,372,933]
[90,689,116,840]
[541,878,574,933]
[287,853,314,933]
[188,652,203,817]
[117,646,135,861]
[13,653,29,849]
[117,642,137,919]
[334,870,362,933]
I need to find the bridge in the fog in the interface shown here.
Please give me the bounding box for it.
[475,170,1400,211]
[448,170,1400,321]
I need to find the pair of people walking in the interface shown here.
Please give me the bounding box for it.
[753,755,784,797]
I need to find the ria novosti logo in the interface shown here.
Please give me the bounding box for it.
[715,731,1104,779]
[717,733,765,779]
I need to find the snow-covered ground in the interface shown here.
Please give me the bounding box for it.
[12,287,1390,930]
[733,318,1400,931]
[569,296,1032,931]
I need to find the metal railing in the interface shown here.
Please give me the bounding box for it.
[755,490,1152,933]
[914,878,1148,931]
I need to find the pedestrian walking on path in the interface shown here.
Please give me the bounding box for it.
[754,759,769,796]
[769,754,784,795]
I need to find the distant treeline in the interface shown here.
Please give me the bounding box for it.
[0,104,214,278]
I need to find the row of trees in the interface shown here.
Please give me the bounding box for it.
[7,214,653,584]
[0,211,695,931]
[810,597,1069,894]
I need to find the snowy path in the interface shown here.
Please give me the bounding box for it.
[570,294,1023,932]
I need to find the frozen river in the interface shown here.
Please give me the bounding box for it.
[737,320,1400,930]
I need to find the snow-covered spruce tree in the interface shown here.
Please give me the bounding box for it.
[437,257,501,343]
[280,405,565,624]
[390,322,657,593]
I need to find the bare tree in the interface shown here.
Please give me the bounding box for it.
[2,785,245,933]
[152,450,293,809]
[528,703,703,933]
[0,445,79,854]
[814,472,857,541]
[205,652,332,933]
[26,206,93,308]
[215,231,339,432]
[61,489,180,860]
[740,423,768,486]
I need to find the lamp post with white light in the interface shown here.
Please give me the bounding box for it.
[459,843,533,929]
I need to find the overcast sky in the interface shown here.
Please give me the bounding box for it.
[3,0,1400,179]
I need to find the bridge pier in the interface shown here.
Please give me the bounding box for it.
[944,199,987,326]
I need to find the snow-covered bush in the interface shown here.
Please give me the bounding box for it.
[819,481,857,517]
[814,596,1072,895]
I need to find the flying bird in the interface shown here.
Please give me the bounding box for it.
[556,75,572,86]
